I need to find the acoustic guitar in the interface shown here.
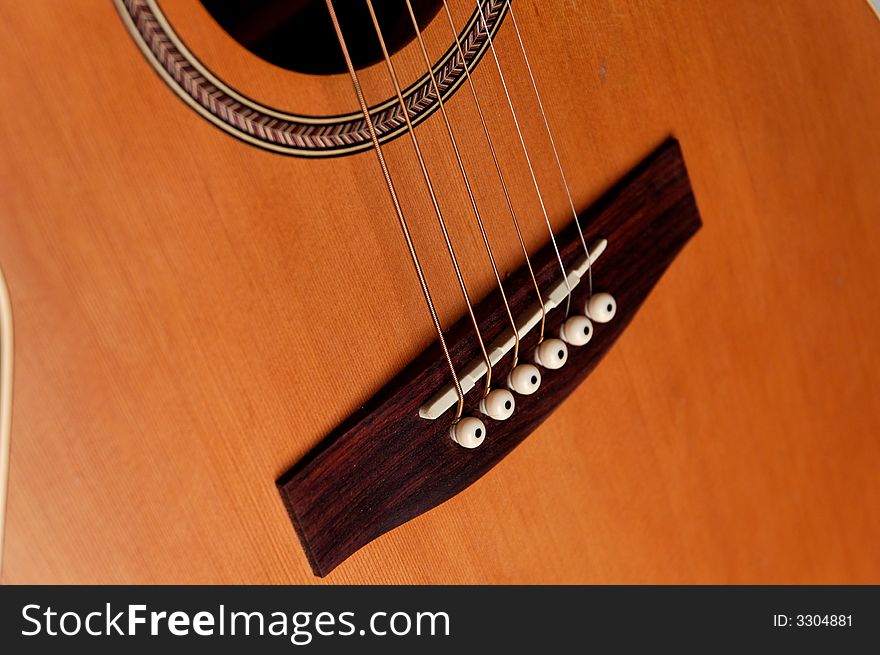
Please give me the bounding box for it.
[1,0,879,583]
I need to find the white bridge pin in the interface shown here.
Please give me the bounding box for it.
[480,388,515,421]
[586,292,616,323]
[534,338,568,370]
[508,363,541,395]
[450,416,487,449]
[560,315,593,347]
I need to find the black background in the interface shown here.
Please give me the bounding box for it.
[1,586,877,653]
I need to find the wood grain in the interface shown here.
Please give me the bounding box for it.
[0,0,879,583]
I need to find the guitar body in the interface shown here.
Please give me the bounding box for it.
[1,0,879,583]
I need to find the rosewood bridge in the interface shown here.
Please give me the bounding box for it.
[277,138,702,576]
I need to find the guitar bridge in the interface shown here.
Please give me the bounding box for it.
[277,138,703,577]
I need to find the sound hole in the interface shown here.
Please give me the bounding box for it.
[199,0,444,75]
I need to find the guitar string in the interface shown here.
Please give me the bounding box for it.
[364,0,495,397]
[474,0,573,317]
[401,0,522,366]
[505,0,593,297]
[438,0,547,343]
[324,0,467,421]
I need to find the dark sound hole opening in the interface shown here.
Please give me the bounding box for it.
[200,0,445,75]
